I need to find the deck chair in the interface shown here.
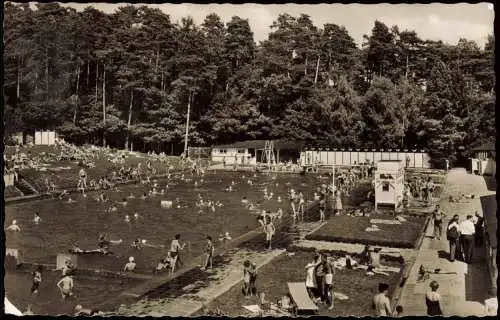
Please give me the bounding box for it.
[287,282,319,315]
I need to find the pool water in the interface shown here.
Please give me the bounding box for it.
[5,171,326,272]
[5,269,143,315]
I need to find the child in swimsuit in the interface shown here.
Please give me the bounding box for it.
[31,267,42,295]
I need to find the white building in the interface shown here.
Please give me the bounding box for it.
[469,142,496,176]
[374,160,405,211]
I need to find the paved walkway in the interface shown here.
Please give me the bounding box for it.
[398,168,495,316]
[114,248,285,316]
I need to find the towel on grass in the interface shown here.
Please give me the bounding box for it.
[333,292,349,300]
[244,305,263,313]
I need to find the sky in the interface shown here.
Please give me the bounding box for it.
[27,2,494,48]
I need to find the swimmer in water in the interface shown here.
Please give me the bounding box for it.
[194,181,198,188]
[124,215,130,223]
[5,220,21,232]
[231,180,236,186]
[117,198,128,206]
[160,189,165,194]
[219,232,232,242]
[140,192,147,200]
[72,242,83,253]
[127,193,135,199]
[108,206,117,213]
[124,256,136,272]
[277,196,282,203]
[134,213,139,220]
[241,196,248,204]
[132,238,142,249]
[59,189,69,199]
[33,212,41,224]
[67,198,77,204]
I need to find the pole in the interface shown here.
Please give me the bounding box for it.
[332,165,335,193]
[184,91,192,159]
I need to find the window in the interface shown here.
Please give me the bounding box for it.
[382,182,390,192]
[219,149,226,154]
[238,149,246,154]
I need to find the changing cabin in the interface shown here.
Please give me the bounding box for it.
[374,160,405,211]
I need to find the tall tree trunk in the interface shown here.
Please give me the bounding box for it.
[102,62,106,147]
[35,71,38,91]
[95,61,99,102]
[86,58,90,86]
[125,89,134,150]
[314,55,321,85]
[73,63,80,124]
[45,48,49,96]
[183,92,192,157]
[161,72,164,91]
[16,56,20,100]
[155,49,159,73]
[304,55,308,76]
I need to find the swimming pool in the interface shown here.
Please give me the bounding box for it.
[5,171,326,272]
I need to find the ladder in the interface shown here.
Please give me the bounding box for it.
[262,140,276,167]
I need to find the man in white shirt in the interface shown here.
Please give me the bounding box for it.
[459,215,475,264]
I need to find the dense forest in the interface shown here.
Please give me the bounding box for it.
[3,2,495,162]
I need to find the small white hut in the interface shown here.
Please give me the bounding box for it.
[374,160,405,211]
[469,142,496,176]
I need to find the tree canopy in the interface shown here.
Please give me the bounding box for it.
[3,3,495,159]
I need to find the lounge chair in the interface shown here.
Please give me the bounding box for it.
[287,282,319,315]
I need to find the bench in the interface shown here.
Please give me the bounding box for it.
[287,282,319,315]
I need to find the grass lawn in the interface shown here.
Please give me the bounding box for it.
[195,250,402,317]
[5,268,143,315]
[20,154,181,192]
[305,214,428,248]
[6,144,183,192]
[405,171,447,185]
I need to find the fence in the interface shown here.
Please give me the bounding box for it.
[187,147,212,159]
[300,149,431,168]
[34,131,56,145]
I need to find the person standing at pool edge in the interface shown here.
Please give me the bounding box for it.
[201,236,214,270]
[170,234,186,268]
[57,274,74,300]
[432,205,446,240]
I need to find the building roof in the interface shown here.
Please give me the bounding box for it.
[480,194,497,249]
[213,140,305,150]
[471,141,496,152]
